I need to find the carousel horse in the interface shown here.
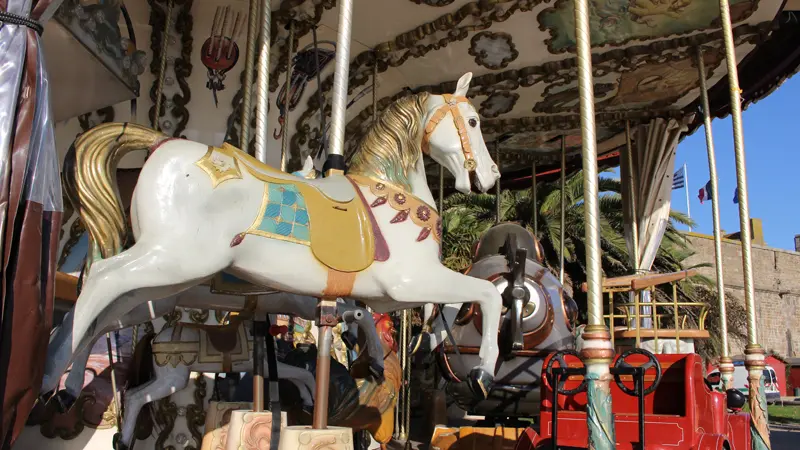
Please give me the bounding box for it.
[43,72,502,404]
[46,289,384,411]
[423,222,579,415]
[43,153,388,408]
[270,313,401,449]
[114,315,319,449]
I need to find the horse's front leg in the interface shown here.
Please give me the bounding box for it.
[382,266,501,400]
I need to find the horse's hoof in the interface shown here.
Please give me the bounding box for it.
[53,390,78,414]
[37,389,57,408]
[369,360,385,384]
[467,368,493,401]
[112,432,129,450]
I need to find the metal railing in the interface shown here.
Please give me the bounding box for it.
[601,274,709,351]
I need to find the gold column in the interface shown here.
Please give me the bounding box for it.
[574,0,615,445]
[717,0,770,446]
[240,0,259,150]
[695,46,733,390]
[559,136,566,284]
[531,160,538,235]
[280,20,295,172]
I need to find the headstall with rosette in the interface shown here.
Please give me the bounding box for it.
[421,94,478,172]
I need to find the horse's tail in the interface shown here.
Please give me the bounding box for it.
[70,123,167,263]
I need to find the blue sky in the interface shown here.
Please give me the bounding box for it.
[669,76,800,251]
[604,75,800,251]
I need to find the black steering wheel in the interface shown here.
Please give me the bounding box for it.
[612,348,663,396]
[544,349,587,395]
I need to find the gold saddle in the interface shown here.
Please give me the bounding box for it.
[195,144,376,273]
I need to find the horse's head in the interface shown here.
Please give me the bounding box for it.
[423,72,499,194]
[373,312,398,354]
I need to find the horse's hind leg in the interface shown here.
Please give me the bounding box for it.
[382,266,502,400]
[70,239,229,366]
[119,363,190,449]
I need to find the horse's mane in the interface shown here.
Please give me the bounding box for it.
[348,92,430,191]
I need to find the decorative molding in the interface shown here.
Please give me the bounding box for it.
[537,0,760,54]
[469,31,519,70]
[479,91,519,118]
[55,0,145,92]
[185,375,207,448]
[299,22,768,168]
[289,0,542,170]
[189,309,210,324]
[148,0,194,138]
[407,0,456,5]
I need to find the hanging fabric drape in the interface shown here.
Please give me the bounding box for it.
[0,0,63,446]
[619,117,688,328]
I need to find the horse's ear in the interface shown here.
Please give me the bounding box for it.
[454,72,473,97]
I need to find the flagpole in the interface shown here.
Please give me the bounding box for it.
[684,163,692,232]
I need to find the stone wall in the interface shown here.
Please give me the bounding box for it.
[683,233,800,356]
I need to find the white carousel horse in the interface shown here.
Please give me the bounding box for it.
[46,289,383,408]
[44,72,502,402]
[115,317,316,448]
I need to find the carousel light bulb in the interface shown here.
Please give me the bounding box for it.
[175,433,188,445]
[162,120,174,131]
[164,76,175,86]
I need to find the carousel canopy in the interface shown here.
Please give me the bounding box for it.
[255,0,798,189]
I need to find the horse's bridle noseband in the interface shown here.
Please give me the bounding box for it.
[421,94,477,172]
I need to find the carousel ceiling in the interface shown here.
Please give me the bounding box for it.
[258,0,783,183]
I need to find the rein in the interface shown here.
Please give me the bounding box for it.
[421,94,477,172]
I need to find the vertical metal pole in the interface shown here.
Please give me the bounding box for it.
[152,0,174,132]
[574,0,615,446]
[253,0,271,164]
[684,163,692,231]
[625,121,639,270]
[696,46,733,390]
[324,0,354,175]
[495,141,501,223]
[718,0,770,446]
[312,26,327,158]
[559,136,566,284]
[240,0,259,150]
[280,20,294,172]
[532,160,538,235]
[398,309,411,441]
[252,308,265,412]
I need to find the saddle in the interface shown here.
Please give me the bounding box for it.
[195,144,380,274]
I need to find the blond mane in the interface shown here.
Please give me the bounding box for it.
[348,92,430,190]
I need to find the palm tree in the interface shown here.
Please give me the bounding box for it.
[440,170,746,358]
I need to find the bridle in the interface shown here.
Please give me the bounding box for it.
[421,94,477,172]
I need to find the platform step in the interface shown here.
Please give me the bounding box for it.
[430,426,525,450]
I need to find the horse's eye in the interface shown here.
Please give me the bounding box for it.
[469,118,478,128]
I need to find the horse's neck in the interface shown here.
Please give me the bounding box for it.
[407,158,436,209]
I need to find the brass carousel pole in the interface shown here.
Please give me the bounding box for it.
[313,0,355,430]
[695,47,733,391]
[574,0,615,446]
[280,20,294,172]
[559,136,566,284]
[495,140,501,223]
[252,0,272,414]
[531,160,538,235]
[624,121,639,271]
[717,0,770,445]
[240,0,259,150]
